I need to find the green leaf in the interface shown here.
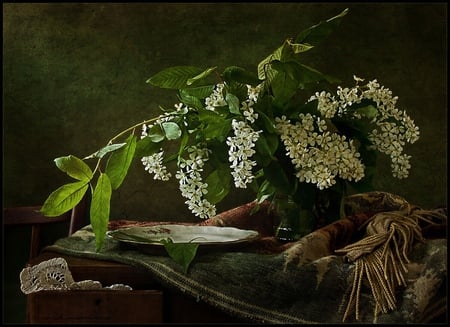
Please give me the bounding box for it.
[161,238,199,274]
[287,40,314,54]
[257,180,276,202]
[256,9,348,83]
[354,104,378,119]
[222,66,261,85]
[186,66,217,85]
[54,155,93,181]
[134,137,162,158]
[225,93,241,115]
[255,133,278,166]
[263,161,294,195]
[270,61,339,90]
[258,44,285,80]
[270,69,298,107]
[147,66,205,89]
[294,8,349,46]
[40,181,89,217]
[146,124,165,143]
[297,63,340,85]
[204,167,231,204]
[178,131,190,160]
[105,134,137,190]
[162,121,182,140]
[83,143,127,160]
[90,173,112,252]
[179,90,204,110]
[256,110,277,134]
[198,110,232,141]
[180,85,215,99]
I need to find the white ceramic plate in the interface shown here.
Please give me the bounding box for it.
[107,224,259,246]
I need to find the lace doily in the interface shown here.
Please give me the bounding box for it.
[20,257,132,294]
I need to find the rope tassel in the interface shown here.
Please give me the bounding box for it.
[336,205,425,322]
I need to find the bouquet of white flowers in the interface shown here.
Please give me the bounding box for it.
[40,8,419,251]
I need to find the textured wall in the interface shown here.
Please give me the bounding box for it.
[2,3,447,322]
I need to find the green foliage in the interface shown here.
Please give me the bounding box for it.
[105,134,137,190]
[204,165,232,204]
[186,66,217,85]
[147,66,212,89]
[90,173,112,251]
[160,239,200,273]
[41,154,92,216]
[84,143,127,160]
[40,181,89,217]
[110,230,199,273]
[55,155,93,181]
[294,7,349,45]
[222,66,261,85]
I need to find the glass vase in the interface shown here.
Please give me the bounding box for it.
[271,195,303,242]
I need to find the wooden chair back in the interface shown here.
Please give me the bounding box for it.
[3,198,88,260]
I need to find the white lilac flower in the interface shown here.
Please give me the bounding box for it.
[308,91,340,118]
[141,150,172,181]
[241,100,259,123]
[226,119,261,188]
[402,112,420,143]
[175,146,216,219]
[391,153,412,179]
[307,78,420,181]
[205,83,227,111]
[275,114,365,190]
[353,75,364,83]
[174,102,185,112]
[240,84,263,123]
[362,79,398,115]
[336,86,361,108]
[359,80,419,178]
[141,123,149,139]
[246,83,263,102]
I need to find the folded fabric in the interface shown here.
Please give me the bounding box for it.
[44,191,447,323]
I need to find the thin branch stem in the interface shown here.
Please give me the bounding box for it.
[107,117,161,144]
[89,116,162,176]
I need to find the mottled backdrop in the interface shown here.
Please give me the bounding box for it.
[2,3,447,322]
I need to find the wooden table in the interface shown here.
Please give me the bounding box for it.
[26,252,247,324]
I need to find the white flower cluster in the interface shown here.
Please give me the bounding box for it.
[141,149,172,181]
[140,82,265,218]
[205,83,227,111]
[241,84,262,123]
[308,77,362,119]
[363,80,419,179]
[226,119,261,188]
[275,114,365,190]
[308,77,420,179]
[225,83,262,188]
[175,146,216,219]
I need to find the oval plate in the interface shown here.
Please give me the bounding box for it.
[107,224,259,246]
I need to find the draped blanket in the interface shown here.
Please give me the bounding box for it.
[44,192,447,324]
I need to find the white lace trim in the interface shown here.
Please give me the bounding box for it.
[20,257,132,294]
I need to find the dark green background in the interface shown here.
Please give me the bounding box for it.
[3,3,447,323]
